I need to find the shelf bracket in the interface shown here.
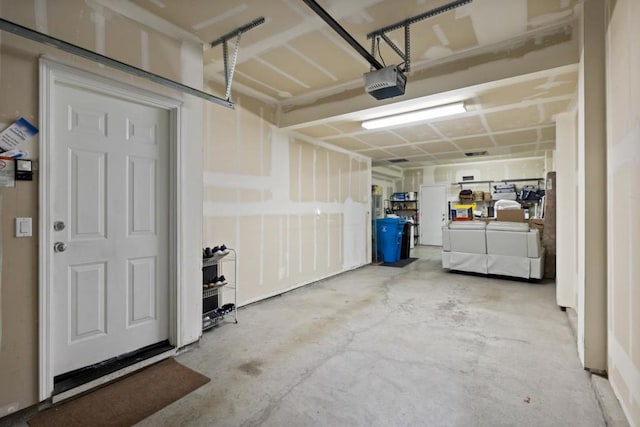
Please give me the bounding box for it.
[211,17,265,102]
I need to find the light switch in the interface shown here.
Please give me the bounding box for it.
[16,217,32,237]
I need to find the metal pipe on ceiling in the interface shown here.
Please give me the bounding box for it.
[301,0,385,70]
[0,18,234,109]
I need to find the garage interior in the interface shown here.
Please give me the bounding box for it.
[0,0,638,426]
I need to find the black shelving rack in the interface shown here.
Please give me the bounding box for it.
[385,195,419,245]
[202,249,238,330]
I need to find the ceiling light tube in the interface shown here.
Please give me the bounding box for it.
[362,102,466,129]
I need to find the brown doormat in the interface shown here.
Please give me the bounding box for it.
[29,358,209,427]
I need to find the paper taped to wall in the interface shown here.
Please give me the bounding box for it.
[0,118,38,152]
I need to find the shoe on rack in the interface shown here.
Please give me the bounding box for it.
[204,247,213,258]
[221,303,235,313]
[211,246,224,260]
[219,244,230,255]
[215,275,227,286]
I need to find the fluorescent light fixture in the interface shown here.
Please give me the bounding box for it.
[361,102,466,130]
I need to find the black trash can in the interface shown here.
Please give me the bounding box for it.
[400,221,412,259]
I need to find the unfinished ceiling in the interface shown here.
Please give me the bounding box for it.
[132,0,581,166]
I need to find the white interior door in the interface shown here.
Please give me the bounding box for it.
[51,82,170,376]
[420,185,447,246]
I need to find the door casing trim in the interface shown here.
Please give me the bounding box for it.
[38,57,183,401]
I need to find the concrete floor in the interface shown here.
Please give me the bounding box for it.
[139,246,604,427]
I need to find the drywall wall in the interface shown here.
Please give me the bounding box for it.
[0,0,204,416]
[202,94,371,306]
[605,0,640,424]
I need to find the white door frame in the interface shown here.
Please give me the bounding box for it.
[38,57,183,400]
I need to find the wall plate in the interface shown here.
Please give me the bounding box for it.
[16,159,33,181]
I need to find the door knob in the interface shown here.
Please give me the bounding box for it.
[54,242,67,253]
[53,221,65,231]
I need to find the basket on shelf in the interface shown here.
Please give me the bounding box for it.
[459,189,474,203]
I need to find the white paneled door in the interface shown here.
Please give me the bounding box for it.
[51,83,170,376]
[420,185,448,246]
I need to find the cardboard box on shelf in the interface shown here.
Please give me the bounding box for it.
[496,209,525,222]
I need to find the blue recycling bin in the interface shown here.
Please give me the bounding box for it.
[376,218,403,263]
